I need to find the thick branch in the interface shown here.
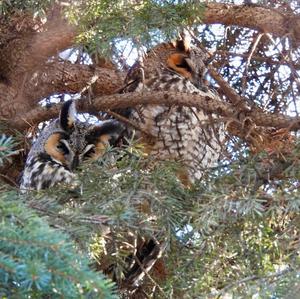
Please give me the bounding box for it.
[8,91,300,132]
[204,3,300,42]
[0,61,124,120]
[0,13,76,84]
[24,61,125,105]
[23,20,76,74]
[0,12,77,119]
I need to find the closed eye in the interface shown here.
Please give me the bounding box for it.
[82,144,96,160]
[83,148,95,159]
[56,139,70,154]
[176,59,193,73]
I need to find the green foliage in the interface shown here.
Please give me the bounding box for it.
[0,190,117,298]
[19,142,300,298]
[0,134,19,166]
[67,0,205,55]
[0,190,118,298]
[0,0,53,16]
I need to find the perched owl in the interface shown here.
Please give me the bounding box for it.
[122,38,225,184]
[20,100,124,191]
[107,38,226,290]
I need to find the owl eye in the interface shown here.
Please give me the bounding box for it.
[176,58,193,73]
[56,140,70,155]
[82,144,96,160]
[83,148,95,159]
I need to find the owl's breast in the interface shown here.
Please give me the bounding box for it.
[129,73,224,182]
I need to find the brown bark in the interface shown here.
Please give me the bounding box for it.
[24,61,125,105]
[0,11,78,120]
[204,3,300,43]
[0,12,123,120]
[0,16,76,85]
[8,91,300,132]
[0,61,124,119]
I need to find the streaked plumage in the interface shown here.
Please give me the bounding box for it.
[20,100,123,191]
[105,38,226,291]
[124,38,224,184]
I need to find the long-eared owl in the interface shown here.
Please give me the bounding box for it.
[103,38,226,292]
[20,100,123,191]
[123,37,225,184]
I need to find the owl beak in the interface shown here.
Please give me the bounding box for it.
[71,155,79,170]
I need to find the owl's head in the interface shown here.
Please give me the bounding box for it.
[28,100,124,170]
[124,35,209,91]
[166,37,208,88]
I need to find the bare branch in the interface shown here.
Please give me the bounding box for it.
[7,91,300,133]
[218,267,292,296]
[215,50,300,69]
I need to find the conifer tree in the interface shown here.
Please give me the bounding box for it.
[1,1,300,298]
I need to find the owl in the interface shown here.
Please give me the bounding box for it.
[106,38,226,290]
[122,37,225,184]
[20,100,124,191]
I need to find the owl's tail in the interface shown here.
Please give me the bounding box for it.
[111,236,167,299]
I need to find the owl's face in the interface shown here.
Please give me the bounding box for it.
[166,39,208,89]
[21,100,124,191]
[42,100,123,171]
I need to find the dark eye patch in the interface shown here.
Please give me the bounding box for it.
[176,58,193,73]
[57,141,70,155]
[83,147,95,159]
[81,144,96,160]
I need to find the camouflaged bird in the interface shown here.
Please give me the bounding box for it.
[20,100,124,191]
[102,37,226,292]
[122,37,225,184]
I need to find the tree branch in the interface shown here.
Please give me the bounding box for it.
[24,61,125,105]
[204,3,300,43]
[0,11,76,84]
[8,91,300,133]
[215,50,300,70]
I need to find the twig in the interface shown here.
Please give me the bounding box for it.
[214,50,300,69]
[0,173,19,188]
[105,110,156,139]
[241,33,264,96]
[217,267,293,296]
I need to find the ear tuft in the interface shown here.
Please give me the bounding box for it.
[175,32,191,53]
[60,100,77,131]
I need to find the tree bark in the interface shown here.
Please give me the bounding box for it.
[8,91,300,133]
[0,3,299,121]
[24,61,125,105]
[204,3,300,43]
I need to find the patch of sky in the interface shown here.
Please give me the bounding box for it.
[59,48,93,64]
